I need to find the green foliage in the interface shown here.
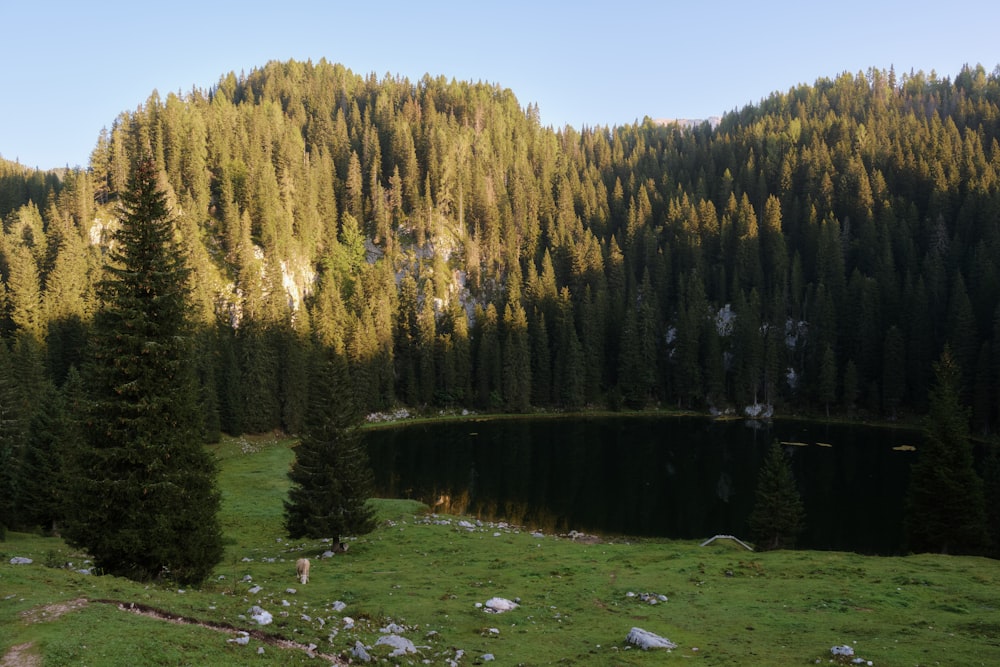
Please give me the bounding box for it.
[61,157,223,584]
[904,347,989,555]
[749,440,806,550]
[9,61,1000,429]
[283,352,376,540]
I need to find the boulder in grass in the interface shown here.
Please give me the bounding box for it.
[484,597,519,613]
[248,605,273,625]
[9,557,32,565]
[375,634,416,657]
[626,627,677,650]
[352,641,371,662]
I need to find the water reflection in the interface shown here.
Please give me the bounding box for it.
[364,416,921,554]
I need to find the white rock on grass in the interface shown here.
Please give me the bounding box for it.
[484,597,519,613]
[352,641,371,662]
[375,634,416,657]
[626,627,677,650]
[248,606,273,625]
[227,631,250,646]
[9,557,32,565]
[380,622,407,634]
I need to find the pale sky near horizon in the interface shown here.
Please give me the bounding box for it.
[2,1,998,170]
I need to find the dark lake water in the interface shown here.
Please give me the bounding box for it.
[363,415,924,555]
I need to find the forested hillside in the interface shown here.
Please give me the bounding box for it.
[3,60,1000,446]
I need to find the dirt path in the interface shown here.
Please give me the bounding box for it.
[3,598,346,665]
[0,643,40,667]
[2,599,91,667]
[99,600,346,664]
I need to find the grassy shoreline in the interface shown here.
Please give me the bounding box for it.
[3,432,998,665]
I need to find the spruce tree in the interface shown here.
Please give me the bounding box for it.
[748,440,806,550]
[284,350,376,541]
[15,378,76,533]
[0,341,23,537]
[983,444,1000,557]
[904,347,989,555]
[62,156,223,584]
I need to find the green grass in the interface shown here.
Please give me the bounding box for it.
[3,433,1000,665]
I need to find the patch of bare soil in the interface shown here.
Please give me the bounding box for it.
[4,599,91,666]
[1,642,40,667]
[20,598,89,624]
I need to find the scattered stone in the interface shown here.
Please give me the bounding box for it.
[9,557,33,565]
[286,588,297,594]
[626,627,677,650]
[484,597,518,613]
[380,622,407,634]
[257,647,264,655]
[241,574,253,582]
[375,634,416,657]
[352,640,371,662]
[828,644,873,665]
[343,616,355,629]
[248,605,273,625]
[482,654,495,661]
[248,585,262,594]
[227,631,250,646]
[331,600,347,612]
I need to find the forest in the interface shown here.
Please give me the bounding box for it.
[2,60,1000,451]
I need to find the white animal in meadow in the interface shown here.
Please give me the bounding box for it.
[296,558,311,584]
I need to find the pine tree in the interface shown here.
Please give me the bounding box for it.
[0,341,23,537]
[62,156,223,583]
[748,440,806,550]
[16,376,79,533]
[818,344,837,418]
[284,351,376,541]
[983,444,1000,557]
[904,347,989,555]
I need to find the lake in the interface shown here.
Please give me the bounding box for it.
[363,415,923,554]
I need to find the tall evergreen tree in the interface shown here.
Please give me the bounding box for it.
[284,351,376,541]
[983,444,1000,557]
[62,157,223,583]
[748,440,806,550]
[0,341,23,537]
[882,325,906,420]
[16,376,78,533]
[818,344,837,418]
[904,347,989,555]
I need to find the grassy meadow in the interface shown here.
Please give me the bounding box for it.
[2,431,999,665]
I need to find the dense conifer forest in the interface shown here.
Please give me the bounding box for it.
[3,59,1000,463]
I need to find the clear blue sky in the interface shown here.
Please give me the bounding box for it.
[2,0,998,170]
